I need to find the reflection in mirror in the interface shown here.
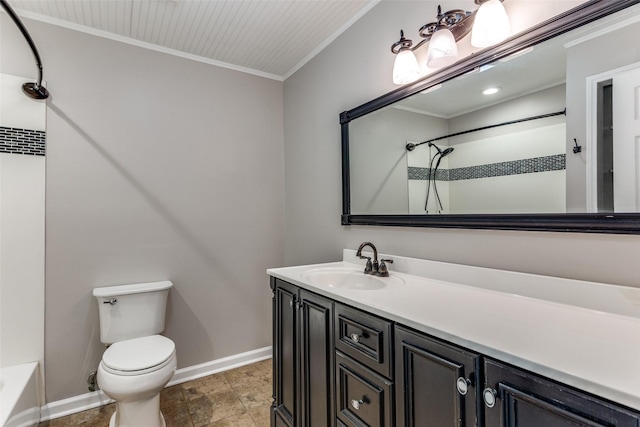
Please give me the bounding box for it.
[347,2,640,223]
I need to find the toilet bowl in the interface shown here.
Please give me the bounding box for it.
[97,335,177,427]
[93,281,176,427]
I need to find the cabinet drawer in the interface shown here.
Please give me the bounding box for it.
[336,352,394,427]
[335,303,393,378]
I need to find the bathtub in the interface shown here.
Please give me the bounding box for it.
[0,363,40,427]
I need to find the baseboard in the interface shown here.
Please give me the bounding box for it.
[168,346,272,386]
[39,346,272,422]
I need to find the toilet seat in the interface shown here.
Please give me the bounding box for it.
[102,335,175,376]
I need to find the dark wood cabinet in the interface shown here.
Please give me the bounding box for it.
[271,277,640,427]
[272,279,297,426]
[300,289,335,426]
[483,359,640,427]
[395,326,480,427]
[271,278,334,427]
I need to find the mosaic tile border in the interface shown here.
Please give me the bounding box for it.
[407,167,449,181]
[0,126,46,156]
[408,154,566,181]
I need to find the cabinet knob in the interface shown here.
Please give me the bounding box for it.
[351,399,364,410]
[483,388,497,408]
[350,333,361,343]
[456,377,471,395]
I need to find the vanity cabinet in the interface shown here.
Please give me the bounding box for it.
[271,278,335,427]
[271,278,640,427]
[482,359,640,427]
[395,326,480,427]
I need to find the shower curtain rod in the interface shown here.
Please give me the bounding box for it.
[405,108,566,151]
[1,0,50,99]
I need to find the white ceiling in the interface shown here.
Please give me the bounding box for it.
[6,0,378,80]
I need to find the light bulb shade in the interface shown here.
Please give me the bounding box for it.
[471,0,511,48]
[426,28,459,69]
[393,49,420,85]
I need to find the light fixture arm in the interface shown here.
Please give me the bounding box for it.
[391,30,414,54]
[391,5,476,55]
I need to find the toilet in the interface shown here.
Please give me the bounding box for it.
[93,281,177,427]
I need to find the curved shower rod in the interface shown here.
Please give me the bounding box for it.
[1,0,50,99]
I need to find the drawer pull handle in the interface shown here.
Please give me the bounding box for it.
[483,388,497,408]
[456,377,471,395]
[350,333,362,343]
[351,399,364,410]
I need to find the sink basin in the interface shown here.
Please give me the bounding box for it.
[301,268,403,290]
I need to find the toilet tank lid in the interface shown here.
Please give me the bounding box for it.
[93,281,173,298]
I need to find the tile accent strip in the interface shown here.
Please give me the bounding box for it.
[0,126,46,156]
[408,167,449,181]
[409,154,565,181]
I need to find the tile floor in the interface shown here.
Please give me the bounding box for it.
[39,359,272,427]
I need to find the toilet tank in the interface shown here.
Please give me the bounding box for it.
[93,281,172,345]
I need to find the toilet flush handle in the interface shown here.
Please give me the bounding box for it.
[103,298,117,305]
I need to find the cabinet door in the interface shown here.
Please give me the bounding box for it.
[483,359,640,427]
[272,279,299,426]
[395,326,480,427]
[299,290,335,427]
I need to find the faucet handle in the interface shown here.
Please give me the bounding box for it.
[378,259,393,277]
[361,257,373,274]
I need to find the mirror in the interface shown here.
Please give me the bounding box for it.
[341,0,640,233]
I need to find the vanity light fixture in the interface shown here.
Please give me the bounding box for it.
[426,25,460,69]
[471,0,511,48]
[390,1,510,84]
[391,31,421,85]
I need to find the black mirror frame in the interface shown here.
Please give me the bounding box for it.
[340,0,640,234]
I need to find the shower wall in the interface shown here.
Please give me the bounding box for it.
[0,73,46,370]
[407,85,567,214]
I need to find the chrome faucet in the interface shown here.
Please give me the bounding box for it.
[356,242,393,277]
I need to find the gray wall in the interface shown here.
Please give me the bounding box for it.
[283,1,640,285]
[2,15,284,402]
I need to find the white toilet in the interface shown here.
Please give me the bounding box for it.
[93,281,177,427]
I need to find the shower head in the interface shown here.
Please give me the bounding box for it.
[429,143,454,157]
[1,0,50,100]
[441,147,454,157]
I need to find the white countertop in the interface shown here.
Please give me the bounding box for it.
[267,250,640,411]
